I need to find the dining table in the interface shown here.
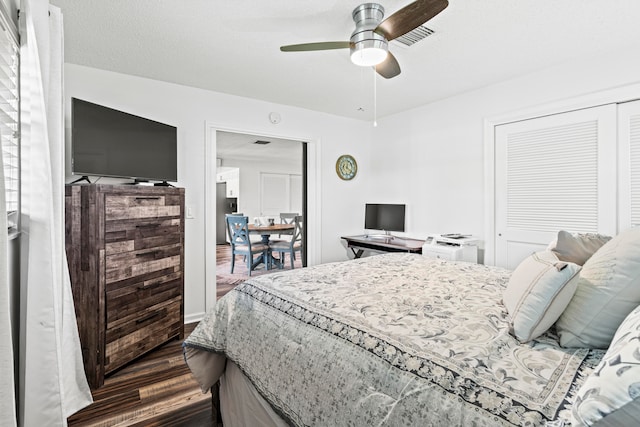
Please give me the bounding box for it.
[248,223,295,269]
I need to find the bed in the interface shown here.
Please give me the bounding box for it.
[184,228,640,427]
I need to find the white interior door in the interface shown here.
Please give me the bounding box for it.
[618,100,640,230]
[260,173,290,217]
[495,104,617,269]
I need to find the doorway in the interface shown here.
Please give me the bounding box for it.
[205,126,317,309]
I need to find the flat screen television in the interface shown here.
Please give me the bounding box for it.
[71,98,178,183]
[364,203,406,233]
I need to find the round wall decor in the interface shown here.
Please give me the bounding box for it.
[336,154,357,180]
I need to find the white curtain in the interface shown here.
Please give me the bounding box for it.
[19,2,92,426]
[0,97,16,425]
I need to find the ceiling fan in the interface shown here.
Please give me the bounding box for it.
[280,0,448,79]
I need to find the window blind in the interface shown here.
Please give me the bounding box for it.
[506,120,599,233]
[0,13,19,225]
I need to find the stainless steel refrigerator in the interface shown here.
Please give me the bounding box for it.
[216,182,238,244]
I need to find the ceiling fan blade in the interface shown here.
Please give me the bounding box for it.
[374,0,448,41]
[375,52,401,79]
[280,41,352,52]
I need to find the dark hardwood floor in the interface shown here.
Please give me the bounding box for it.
[216,243,302,299]
[68,322,214,427]
[68,245,292,426]
[216,243,245,299]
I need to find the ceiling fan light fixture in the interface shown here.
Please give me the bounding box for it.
[280,1,449,78]
[349,4,387,67]
[350,39,388,66]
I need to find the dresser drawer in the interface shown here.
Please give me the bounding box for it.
[104,298,182,373]
[105,269,182,325]
[104,194,181,221]
[104,217,182,255]
[105,242,181,284]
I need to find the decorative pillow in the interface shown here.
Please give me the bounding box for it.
[556,226,640,348]
[572,304,640,426]
[551,230,612,266]
[502,251,581,343]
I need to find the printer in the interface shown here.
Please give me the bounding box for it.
[422,234,479,263]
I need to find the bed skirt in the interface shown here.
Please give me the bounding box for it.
[184,346,286,426]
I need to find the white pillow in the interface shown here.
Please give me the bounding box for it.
[503,251,581,343]
[556,227,640,348]
[572,304,640,426]
[551,230,611,266]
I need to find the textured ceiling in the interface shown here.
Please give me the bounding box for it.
[51,0,640,121]
[216,131,303,163]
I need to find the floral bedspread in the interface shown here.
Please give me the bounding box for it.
[184,253,603,426]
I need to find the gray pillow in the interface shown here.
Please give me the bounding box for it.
[551,230,611,266]
[571,304,640,426]
[556,227,640,348]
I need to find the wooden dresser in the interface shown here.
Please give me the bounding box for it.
[65,184,185,389]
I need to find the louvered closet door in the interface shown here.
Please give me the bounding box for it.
[495,105,617,269]
[618,100,640,229]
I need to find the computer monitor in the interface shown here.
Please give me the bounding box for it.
[364,203,405,233]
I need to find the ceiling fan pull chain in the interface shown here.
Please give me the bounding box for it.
[373,69,378,127]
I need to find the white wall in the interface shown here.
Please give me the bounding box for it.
[222,156,301,221]
[372,46,640,262]
[64,46,640,319]
[63,64,372,320]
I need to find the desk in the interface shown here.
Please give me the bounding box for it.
[341,235,425,259]
[249,223,295,268]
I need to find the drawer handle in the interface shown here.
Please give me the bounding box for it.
[136,312,161,324]
[136,250,158,257]
[135,197,161,200]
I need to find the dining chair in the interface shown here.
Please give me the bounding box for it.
[226,215,270,276]
[280,212,298,223]
[278,212,298,239]
[224,213,244,242]
[270,215,303,269]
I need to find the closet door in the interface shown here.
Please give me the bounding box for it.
[618,100,640,229]
[495,105,617,269]
[260,173,290,216]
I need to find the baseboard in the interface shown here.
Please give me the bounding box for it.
[185,312,205,325]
